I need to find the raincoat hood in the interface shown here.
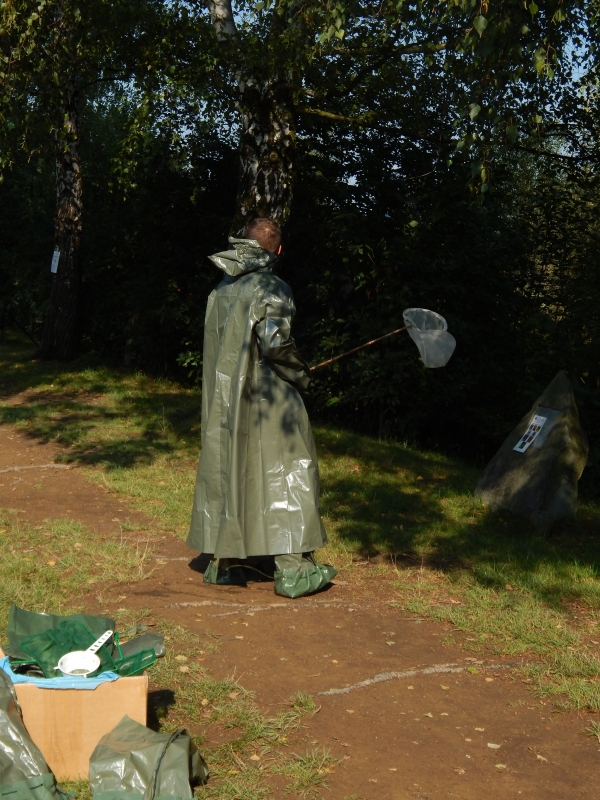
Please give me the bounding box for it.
[209,237,278,278]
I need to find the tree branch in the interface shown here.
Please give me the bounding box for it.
[512,143,594,163]
[328,40,447,102]
[296,107,371,124]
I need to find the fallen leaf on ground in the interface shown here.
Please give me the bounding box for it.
[475,727,484,731]
[454,768,465,775]
[485,677,494,682]
[332,659,338,663]
[249,754,260,761]
[488,743,501,749]
[47,561,56,566]
[467,667,479,674]
[235,635,244,640]
[505,584,514,591]
[440,685,449,690]
[389,768,397,771]
[346,710,354,714]
[528,746,548,762]
[424,713,433,718]
[201,698,209,706]
[178,665,190,673]
[368,778,377,783]
[228,691,239,699]
[407,685,414,690]
[495,764,507,770]
[386,641,395,646]
[175,655,187,662]
[441,713,449,716]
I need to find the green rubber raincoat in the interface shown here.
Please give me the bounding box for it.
[187,238,327,559]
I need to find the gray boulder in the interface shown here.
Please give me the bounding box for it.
[475,371,589,529]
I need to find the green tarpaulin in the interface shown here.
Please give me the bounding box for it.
[89,716,208,800]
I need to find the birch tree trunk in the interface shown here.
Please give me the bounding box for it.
[207,0,296,234]
[232,76,296,234]
[37,75,83,360]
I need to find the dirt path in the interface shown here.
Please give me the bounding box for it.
[0,424,597,799]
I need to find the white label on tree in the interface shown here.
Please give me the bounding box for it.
[51,249,60,273]
[513,414,547,453]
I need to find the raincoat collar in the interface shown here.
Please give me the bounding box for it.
[209,237,278,277]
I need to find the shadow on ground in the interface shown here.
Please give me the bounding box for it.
[0,335,200,468]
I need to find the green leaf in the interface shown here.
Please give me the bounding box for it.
[506,124,518,143]
[533,47,546,74]
[409,220,419,228]
[529,2,539,15]
[473,15,488,36]
[469,103,481,120]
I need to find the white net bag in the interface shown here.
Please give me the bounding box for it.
[402,308,456,368]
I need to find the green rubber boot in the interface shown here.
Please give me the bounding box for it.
[203,559,248,586]
[273,553,338,599]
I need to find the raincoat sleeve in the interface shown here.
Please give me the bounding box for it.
[254,280,311,390]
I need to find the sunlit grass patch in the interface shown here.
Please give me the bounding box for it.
[88,457,197,537]
[276,748,339,797]
[0,511,155,624]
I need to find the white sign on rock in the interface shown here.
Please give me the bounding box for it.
[513,414,547,453]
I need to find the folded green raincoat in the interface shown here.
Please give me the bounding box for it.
[187,238,327,559]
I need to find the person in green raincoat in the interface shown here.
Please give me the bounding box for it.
[187,218,337,598]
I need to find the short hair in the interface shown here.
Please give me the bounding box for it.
[245,217,282,254]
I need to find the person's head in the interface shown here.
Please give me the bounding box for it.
[245,217,282,255]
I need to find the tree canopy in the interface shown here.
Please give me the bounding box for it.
[0,0,598,491]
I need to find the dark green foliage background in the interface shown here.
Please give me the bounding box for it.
[0,89,598,497]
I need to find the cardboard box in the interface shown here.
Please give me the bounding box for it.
[0,651,147,781]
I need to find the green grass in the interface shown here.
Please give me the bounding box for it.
[0,511,155,623]
[2,332,600,713]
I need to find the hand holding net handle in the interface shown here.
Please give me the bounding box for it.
[311,326,408,370]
